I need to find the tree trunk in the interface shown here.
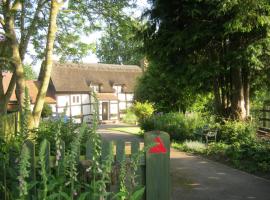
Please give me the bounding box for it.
[1,0,45,115]
[5,11,26,112]
[243,67,250,117]
[213,77,222,116]
[230,67,246,120]
[30,0,62,129]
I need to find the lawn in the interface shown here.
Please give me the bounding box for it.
[108,127,143,135]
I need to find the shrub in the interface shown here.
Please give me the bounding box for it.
[36,118,80,152]
[206,142,229,158]
[131,101,155,122]
[218,120,257,143]
[141,112,207,141]
[177,140,207,154]
[122,109,138,124]
[41,103,53,118]
[206,140,270,173]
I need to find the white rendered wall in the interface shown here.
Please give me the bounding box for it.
[99,101,103,120]
[119,102,126,110]
[82,94,90,104]
[83,105,90,115]
[58,107,70,116]
[57,95,70,107]
[71,105,81,116]
[118,93,126,101]
[126,94,134,101]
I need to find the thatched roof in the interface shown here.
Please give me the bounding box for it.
[50,62,142,93]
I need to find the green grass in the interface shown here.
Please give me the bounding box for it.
[108,127,143,135]
[172,140,207,154]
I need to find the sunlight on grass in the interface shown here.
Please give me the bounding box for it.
[108,127,143,135]
[172,140,207,153]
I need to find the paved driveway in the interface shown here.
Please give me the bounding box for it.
[170,149,270,200]
[98,124,270,200]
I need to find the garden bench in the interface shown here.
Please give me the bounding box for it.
[195,126,217,145]
[204,129,218,145]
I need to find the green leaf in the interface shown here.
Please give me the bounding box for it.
[78,192,89,200]
[130,186,145,200]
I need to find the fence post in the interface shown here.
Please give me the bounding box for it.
[144,131,170,200]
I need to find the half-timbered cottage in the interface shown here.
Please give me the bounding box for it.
[47,62,142,123]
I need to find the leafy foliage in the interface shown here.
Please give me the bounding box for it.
[174,139,270,174]
[36,118,80,152]
[1,96,146,199]
[97,16,144,65]
[141,112,207,141]
[41,103,53,118]
[218,120,257,144]
[134,62,196,113]
[23,65,37,80]
[131,101,155,122]
[122,108,138,125]
[141,0,270,119]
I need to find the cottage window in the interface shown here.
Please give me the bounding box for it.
[113,85,122,93]
[72,95,80,103]
[90,85,99,93]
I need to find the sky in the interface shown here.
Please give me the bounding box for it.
[27,0,150,74]
[81,0,150,63]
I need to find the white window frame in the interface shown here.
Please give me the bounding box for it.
[91,85,99,93]
[72,95,80,104]
[113,85,122,94]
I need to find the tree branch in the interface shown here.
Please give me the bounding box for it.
[20,0,25,41]
[0,16,5,27]
[19,0,47,60]
[11,0,22,12]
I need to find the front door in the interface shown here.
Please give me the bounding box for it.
[102,102,109,120]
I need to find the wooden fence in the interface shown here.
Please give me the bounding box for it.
[258,101,270,140]
[260,103,270,130]
[2,131,170,200]
[0,112,19,140]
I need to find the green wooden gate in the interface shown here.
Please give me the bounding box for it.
[1,130,170,200]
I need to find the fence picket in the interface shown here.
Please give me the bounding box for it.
[131,140,139,155]
[116,140,125,163]
[130,140,145,187]
[101,139,110,162]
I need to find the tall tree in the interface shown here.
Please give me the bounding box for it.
[1,0,64,131]
[143,0,270,120]
[29,0,63,129]
[97,16,144,65]
[0,0,135,120]
[0,0,102,115]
